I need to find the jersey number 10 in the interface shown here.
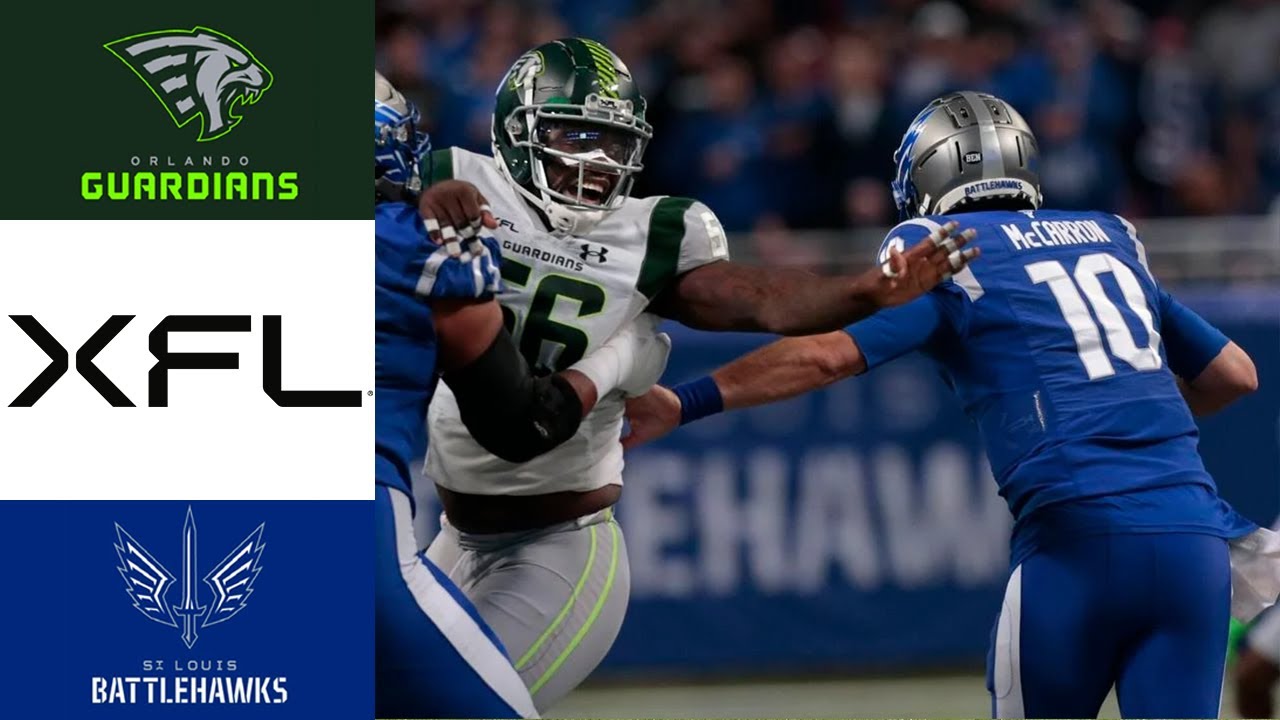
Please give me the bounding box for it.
[1026,252,1162,380]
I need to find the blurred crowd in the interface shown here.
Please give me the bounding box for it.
[377,0,1280,233]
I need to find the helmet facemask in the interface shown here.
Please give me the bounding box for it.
[375,72,430,193]
[504,95,652,213]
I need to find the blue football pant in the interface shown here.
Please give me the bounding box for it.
[375,485,537,719]
[988,532,1230,719]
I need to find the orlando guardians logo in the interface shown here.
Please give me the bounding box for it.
[105,27,272,141]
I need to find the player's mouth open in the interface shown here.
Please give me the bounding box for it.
[577,175,611,204]
[553,169,616,205]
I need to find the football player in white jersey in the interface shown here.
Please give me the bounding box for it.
[416,37,978,711]
[375,70,674,719]
[1236,515,1280,718]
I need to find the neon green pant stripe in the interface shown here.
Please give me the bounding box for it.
[515,524,599,670]
[528,520,620,696]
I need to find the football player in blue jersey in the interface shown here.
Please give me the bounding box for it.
[373,72,671,719]
[622,91,1280,719]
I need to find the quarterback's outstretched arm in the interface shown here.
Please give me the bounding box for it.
[622,296,944,448]
[623,287,1262,448]
[711,331,865,410]
[651,223,977,335]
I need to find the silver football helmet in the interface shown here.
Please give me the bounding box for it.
[891,91,1042,218]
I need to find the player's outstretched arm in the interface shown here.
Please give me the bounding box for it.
[650,222,977,335]
[1160,292,1259,416]
[624,283,955,449]
[622,331,865,449]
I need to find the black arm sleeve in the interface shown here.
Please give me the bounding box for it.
[441,328,585,463]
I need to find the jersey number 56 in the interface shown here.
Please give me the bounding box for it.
[499,259,606,373]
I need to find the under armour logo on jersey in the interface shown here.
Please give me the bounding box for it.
[578,244,608,263]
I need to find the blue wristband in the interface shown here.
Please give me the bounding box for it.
[671,376,724,426]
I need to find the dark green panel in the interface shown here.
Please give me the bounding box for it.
[639,197,694,299]
[0,0,370,219]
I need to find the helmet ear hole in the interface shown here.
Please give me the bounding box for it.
[505,116,523,138]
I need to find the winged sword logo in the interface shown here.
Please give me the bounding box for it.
[114,507,265,648]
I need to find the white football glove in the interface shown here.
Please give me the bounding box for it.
[568,314,672,399]
[616,313,672,397]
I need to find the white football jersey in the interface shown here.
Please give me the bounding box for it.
[424,148,729,495]
[1251,594,1280,663]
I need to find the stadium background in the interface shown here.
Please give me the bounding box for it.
[379,0,1280,716]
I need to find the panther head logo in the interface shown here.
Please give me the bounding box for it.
[106,27,272,142]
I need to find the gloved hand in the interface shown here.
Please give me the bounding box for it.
[615,313,672,397]
[567,314,671,399]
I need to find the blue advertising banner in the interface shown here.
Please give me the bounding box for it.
[0,501,371,717]
[411,289,1280,676]
[605,333,1012,675]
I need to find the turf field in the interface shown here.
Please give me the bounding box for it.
[551,673,1240,718]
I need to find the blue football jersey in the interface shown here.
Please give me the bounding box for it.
[375,202,503,495]
[848,209,1255,565]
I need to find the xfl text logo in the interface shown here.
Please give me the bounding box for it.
[7,315,362,407]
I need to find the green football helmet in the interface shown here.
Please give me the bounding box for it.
[492,38,652,235]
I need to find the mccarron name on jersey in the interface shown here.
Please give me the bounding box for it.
[998,217,1113,251]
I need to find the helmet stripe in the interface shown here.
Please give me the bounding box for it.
[959,91,1004,180]
[580,38,616,65]
[571,38,620,98]
[582,42,613,63]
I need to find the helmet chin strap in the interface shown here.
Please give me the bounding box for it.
[494,153,607,237]
[541,199,606,237]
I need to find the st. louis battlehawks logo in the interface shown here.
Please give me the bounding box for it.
[105,27,272,142]
[115,507,265,648]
